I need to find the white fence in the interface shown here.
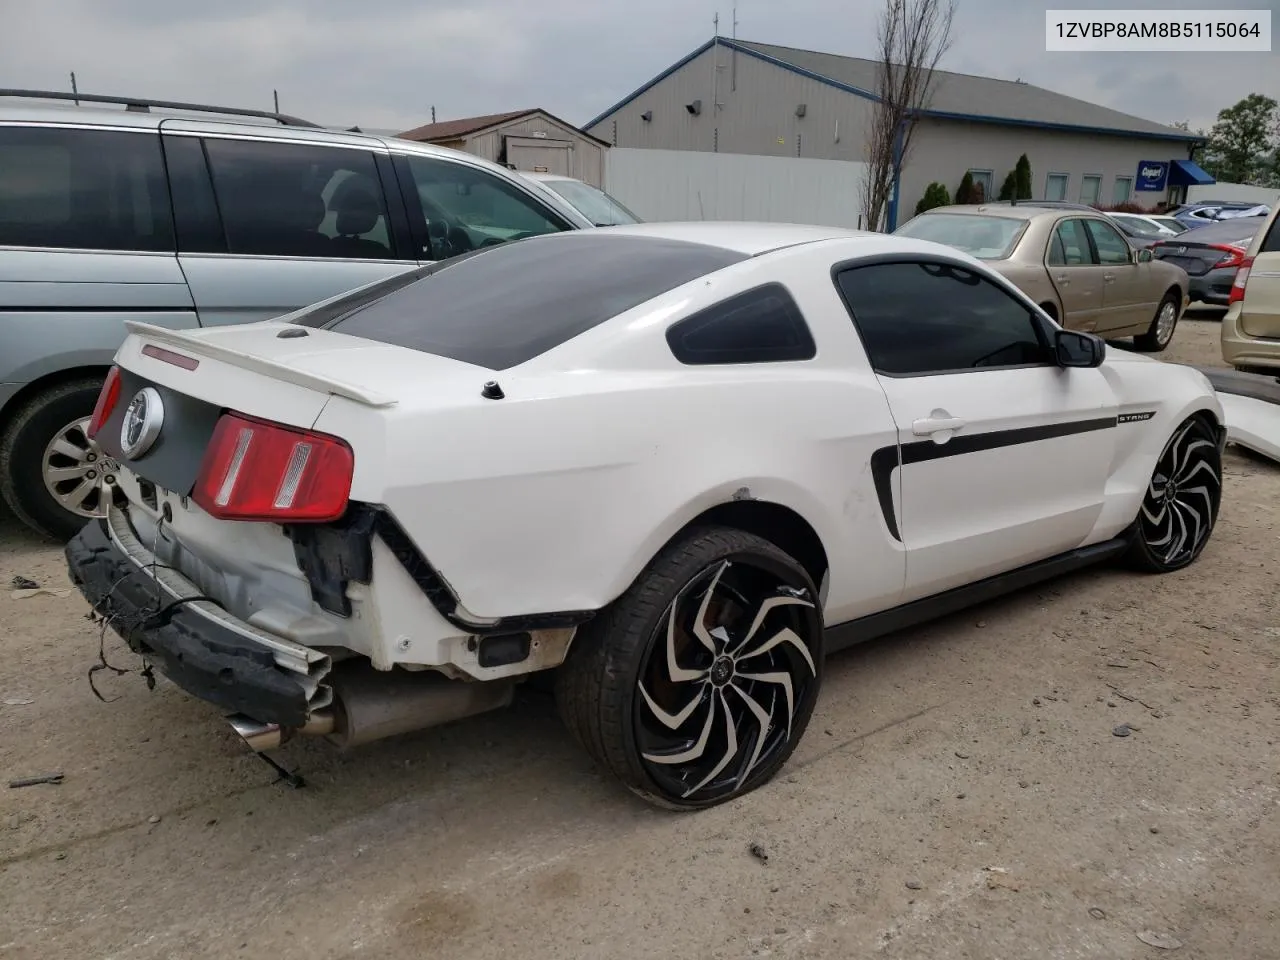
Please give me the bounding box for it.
[604,148,868,229]
[1187,181,1279,206]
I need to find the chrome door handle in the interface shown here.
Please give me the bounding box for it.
[1103,273,1116,282]
[912,416,966,436]
[1054,274,1070,283]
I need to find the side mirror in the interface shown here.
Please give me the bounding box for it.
[1137,248,1153,263]
[1056,329,1106,368]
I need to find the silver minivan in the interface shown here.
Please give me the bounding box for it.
[0,91,592,538]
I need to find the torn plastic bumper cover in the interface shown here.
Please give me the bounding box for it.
[65,512,332,728]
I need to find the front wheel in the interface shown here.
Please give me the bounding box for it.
[556,527,824,809]
[1133,293,1180,352]
[1125,415,1222,572]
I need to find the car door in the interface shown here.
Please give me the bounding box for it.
[834,258,1119,603]
[0,125,197,383]
[161,126,419,327]
[1046,218,1106,332]
[1084,217,1153,334]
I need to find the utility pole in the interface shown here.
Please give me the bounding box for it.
[70,71,79,105]
[431,105,436,123]
[273,89,280,114]
[731,5,740,90]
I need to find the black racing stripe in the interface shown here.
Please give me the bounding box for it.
[870,416,1118,543]
[869,446,902,542]
[900,416,1118,465]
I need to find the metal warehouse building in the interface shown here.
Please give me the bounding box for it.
[583,38,1215,228]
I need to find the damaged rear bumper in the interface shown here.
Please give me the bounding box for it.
[65,509,332,727]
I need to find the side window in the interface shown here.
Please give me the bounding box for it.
[202,138,394,260]
[835,261,1052,376]
[162,135,226,254]
[666,283,816,365]
[1085,219,1132,265]
[1051,219,1095,266]
[1259,217,1280,254]
[399,155,571,261]
[0,126,173,252]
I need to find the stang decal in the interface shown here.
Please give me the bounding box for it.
[1118,411,1157,424]
[871,417,1119,541]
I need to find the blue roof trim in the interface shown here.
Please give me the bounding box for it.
[1169,158,1216,185]
[721,40,880,102]
[916,106,1205,143]
[582,38,718,131]
[582,37,1202,144]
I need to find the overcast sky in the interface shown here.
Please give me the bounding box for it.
[2,0,1276,135]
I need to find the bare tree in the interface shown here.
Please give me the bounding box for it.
[861,0,956,231]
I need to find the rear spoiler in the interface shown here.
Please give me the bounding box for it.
[124,321,397,408]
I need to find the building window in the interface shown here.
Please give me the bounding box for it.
[968,169,994,201]
[1112,176,1133,205]
[1079,174,1102,206]
[1044,173,1069,202]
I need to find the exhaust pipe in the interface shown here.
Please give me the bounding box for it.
[227,665,513,752]
[227,714,283,752]
[228,711,335,752]
[327,664,514,749]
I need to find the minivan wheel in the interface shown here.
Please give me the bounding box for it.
[556,527,823,810]
[1133,293,1180,352]
[0,378,113,541]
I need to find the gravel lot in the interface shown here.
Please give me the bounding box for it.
[2,315,1278,960]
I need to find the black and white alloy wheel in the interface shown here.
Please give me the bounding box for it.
[1127,415,1221,572]
[557,527,823,809]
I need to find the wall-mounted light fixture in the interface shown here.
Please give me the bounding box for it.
[685,99,702,116]
[795,103,807,118]
[641,110,653,122]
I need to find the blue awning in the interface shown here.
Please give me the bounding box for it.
[1169,159,1215,186]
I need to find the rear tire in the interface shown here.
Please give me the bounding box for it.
[556,526,823,809]
[0,378,112,541]
[1124,415,1221,573]
[1133,293,1180,352]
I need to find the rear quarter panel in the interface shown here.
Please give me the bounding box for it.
[312,244,908,626]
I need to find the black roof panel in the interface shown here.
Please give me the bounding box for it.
[303,233,748,370]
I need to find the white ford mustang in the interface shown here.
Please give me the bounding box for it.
[67,222,1224,809]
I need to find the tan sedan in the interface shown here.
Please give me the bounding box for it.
[1221,204,1280,373]
[895,204,1190,351]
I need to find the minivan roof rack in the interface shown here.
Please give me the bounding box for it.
[0,89,321,128]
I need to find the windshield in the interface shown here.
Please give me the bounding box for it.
[1152,216,1188,234]
[1113,215,1164,237]
[894,213,1027,260]
[544,179,641,226]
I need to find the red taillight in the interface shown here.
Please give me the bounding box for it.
[1228,256,1254,305]
[1208,243,1247,270]
[87,366,122,440]
[192,413,353,523]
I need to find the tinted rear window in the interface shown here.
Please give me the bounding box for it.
[314,233,747,369]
